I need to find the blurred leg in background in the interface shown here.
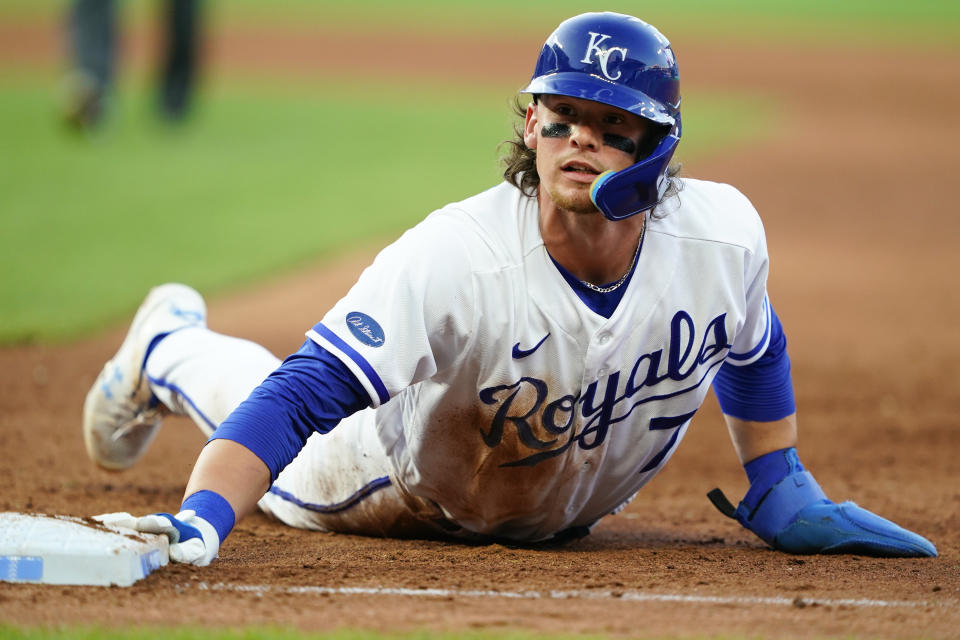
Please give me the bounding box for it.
[65,0,116,128]
[158,0,202,122]
[64,0,204,129]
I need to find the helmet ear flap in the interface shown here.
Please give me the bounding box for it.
[590,120,680,221]
[636,123,671,161]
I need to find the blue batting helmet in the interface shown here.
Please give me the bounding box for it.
[522,12,682,220]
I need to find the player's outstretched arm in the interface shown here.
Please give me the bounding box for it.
[96,440,270,566]
[710,415,937,557]
[95,339,371,566]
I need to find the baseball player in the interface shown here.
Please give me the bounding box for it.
[87,12,936,565]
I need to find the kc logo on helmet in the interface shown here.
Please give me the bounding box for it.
[581,32,628,81]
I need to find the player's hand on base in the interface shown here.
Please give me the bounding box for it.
[708,448,937,557]
[94,510,221,566]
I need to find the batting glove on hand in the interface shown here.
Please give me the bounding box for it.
[94,510,221,566]
[708,448,937,557]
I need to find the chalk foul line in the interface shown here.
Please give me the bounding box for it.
[184,582,949,610]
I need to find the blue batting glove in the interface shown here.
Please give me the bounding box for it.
[93,491,234,566]
[94,510,221,565]
[149,512,204,543]
[708,448,937,557]
[142,510,221,565]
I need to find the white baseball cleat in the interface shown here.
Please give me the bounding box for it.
[83,283,207,470]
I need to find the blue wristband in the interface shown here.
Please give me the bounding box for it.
[743,446,804,487]
[180,490,236,544]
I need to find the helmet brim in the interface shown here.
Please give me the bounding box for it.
[523,72,677,126]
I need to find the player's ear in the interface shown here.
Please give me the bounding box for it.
[523,102,539,150]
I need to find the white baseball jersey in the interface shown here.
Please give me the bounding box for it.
[307,178,771,541]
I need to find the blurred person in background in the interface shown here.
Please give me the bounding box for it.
[63,0,203,129]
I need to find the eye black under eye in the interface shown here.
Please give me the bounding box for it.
[603,134,637,155]
[541,123,571,138]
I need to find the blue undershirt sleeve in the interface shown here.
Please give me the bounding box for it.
[209,339,371,481]
[712,306,796,422]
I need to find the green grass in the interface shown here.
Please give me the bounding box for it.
[6,0,958,46]
[0,67,773,344]
[218,0,960,46]
[0,74,504,342]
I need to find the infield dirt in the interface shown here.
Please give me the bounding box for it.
[1,19,959,640]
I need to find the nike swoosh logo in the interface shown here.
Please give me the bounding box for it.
[512,333,551,359]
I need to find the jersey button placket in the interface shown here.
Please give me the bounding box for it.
[594,332,613,378]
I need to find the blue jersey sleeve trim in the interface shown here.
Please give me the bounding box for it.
[312,322,390,405]
[209,339,371,481]
[713,305,796,422]
[726,296,771,363]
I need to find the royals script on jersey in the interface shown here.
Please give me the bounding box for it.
[308,179,772,540]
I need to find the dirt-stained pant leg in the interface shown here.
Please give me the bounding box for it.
[145,326,435,538]
[257,409,438,538]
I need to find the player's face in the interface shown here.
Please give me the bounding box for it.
[524,95,648,215]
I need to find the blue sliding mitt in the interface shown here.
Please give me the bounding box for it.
[707,448,937,557]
